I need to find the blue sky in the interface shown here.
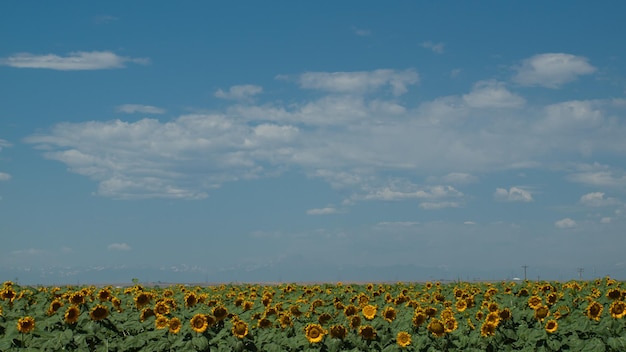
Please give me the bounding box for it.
[1,1,626,285]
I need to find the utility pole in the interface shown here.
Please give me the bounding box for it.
[577,268,584,280]
[522,265,528,281]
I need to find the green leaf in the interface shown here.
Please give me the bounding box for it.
[192,335,209,351]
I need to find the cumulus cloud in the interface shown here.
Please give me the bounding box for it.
[298,69,419,96]
[108,243,131,251]
[306,207,341,215]
[512,53,596,88]
[579,192,619,207]
[116,104,165,114]
[215,85,263,100]
[494,187,533,202]
[462,80,525,108]
[555,218,577,228]
[0,51,149,70]
[419,201,461,210]
[421,41,445,54]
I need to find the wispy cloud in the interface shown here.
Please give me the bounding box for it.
[555,218,577,228]
[298,69,419,96]
[108,243,131,251]
[494,187,533,202]
[215,85,263,101]
[421,41,445,54]
[579,192,620,207]
[351,26,371,36]
[306,207,342,215]
[0,51,149,70]
[0,172,10,181]
[116,104,166,114]
[512,53,596,88]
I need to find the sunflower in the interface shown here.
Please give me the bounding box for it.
[213,306,229,321]
[359,325,377,340]
[427,319,446,337]
[424,306,437,318]
[412,311,427,327]
[97,288,112,302]
[279,314,292,328]
[545,319,558,333]
[242,300,254,311]
[444,318,458,333]
[382,306,396,323]
[140,308,155,322]
[64,306,81,324]
[455,299,467,312]
[47,299,64,315]
[586,301,603,321]
[232,320,249,339]
[290,304,303,317]
[112,297,122,312]
[310,299,324,310]
[135,292,152,309]
[487,302,499,313]
[318,313,332,325]
[344,305,358,317]
[168,317,182,334]
[534,305,550,321]
[396,331,411,348]
[154,301,170,316]
[485,312,501,326]
[190,314,208,333]
[185,293,198,308]
[349,315,361,329]
[475,310,484,321]
[499,308,512,321]
[304,323,327,343]
[360,305,376,320]
[258,317,272,328]
[607,288,622,300]
[546,292,558,306]
[528,295,542,310]
[69,292,85,305]
[155,315,169,329]
[480,322,497,337]
[440,308,455,321]
[609,300,626,319]
[17,316,35,334]
[90,304,109,321]
[330,325,347,339]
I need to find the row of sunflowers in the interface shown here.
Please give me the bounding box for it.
[1,277,625,351]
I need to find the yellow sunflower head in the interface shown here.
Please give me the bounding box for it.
[213,306,229,321]
[64,306,81,324]
[382,306,396,323]
[427,319,446,337]
[609,300,626,319]
[330,325,347,340]
[185,293,198,308]
[344,305,358,317]
[305,323,327,343]
[279,314,292,329]
[485,312,501,325]
[168,317,182,334]
[412,311,427,327]
[69,292,85,306]
[534,305,550,321]
[97,288,112,302]
[318,313,332,325]
[232,320,249,339]
[17,316,35,334]
[155,315,169,329]
[134,292,152,309]
[359,325,377,340]
[528,295,542,310]
[545,319,558,333]
[444,318,458,333]
[455,299,467,312]
[190,314,208,333]
[480,322,497,337]
[47,299,64,315]
[586,301,603,321]
[89,304,109,321]
[140,308,155,322]
[396,331,411,348]
[499,308,512,321]
[349,315,361,329]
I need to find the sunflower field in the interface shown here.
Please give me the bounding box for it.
[1,277,625,351]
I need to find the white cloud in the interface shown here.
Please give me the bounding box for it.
[306,207,341,215]
[298,69,419,96]
[568,164,626,189]
[600,217,612,224]
[464,221,476,225]
[215,85,263,100]
[555,218,577,228]
[421,41,445,54]
[440,173,477,184]
[0,51,149,70]
[462,80,525,108]
[357,185,463,202]
[494,187,533,202]
[419,201,460,210]
[11,248,44,255]
[376,221,418,227]
[0,172,10,181]
[116,104,165,114]
[579,192,619,207]
[108,243,131,251]
[351,26,371,36]
[512,53,596,88]
[538,100,603,132]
